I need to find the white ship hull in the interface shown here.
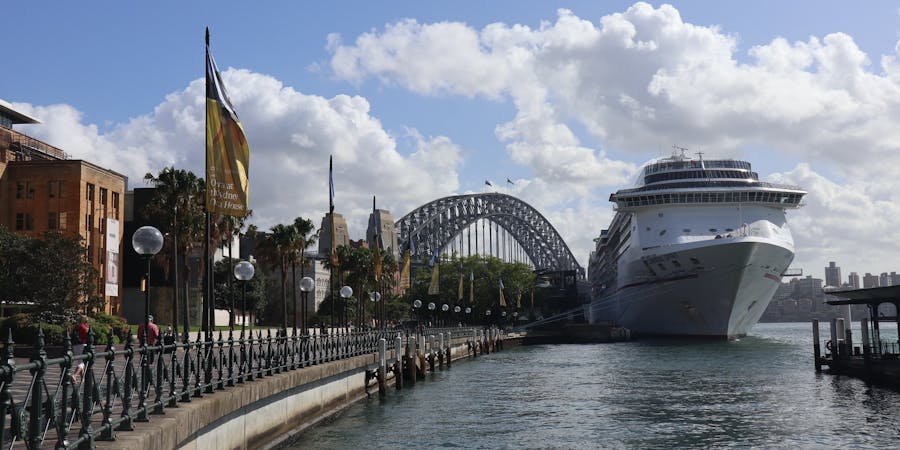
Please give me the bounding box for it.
[588,237,794,338]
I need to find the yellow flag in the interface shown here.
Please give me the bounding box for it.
[469,270,474,305]
[205,30,249,216]
[498,278,507,307]
[399,248,411,290]
[457,270,464,302]
[428,262,440,295]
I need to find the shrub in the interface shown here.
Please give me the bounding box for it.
[0,312,130,346]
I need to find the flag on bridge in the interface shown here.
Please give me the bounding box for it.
[205,28,250,216]
[469,269,474,305]
[507,178,514,185]
[457,265,464,302]
[485,180,492,187]
[428,249,440,295]
[399,240,412,290]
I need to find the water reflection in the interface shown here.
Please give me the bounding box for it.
[288,324,900,449]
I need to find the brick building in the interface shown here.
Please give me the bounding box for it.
[0,99,127,314]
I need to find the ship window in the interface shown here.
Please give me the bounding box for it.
[657,263,666,271]
[709,228,717,232]
[659,229,667,236]
[646,227,651,231]
[690,257,701,265]
[672,260,681,268]
[658,213,664,217]
[725,228,734,232]
[683,228,691,233]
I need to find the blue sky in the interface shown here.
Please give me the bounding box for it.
[3,1,900,280]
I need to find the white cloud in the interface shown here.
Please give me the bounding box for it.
[327,2,900,278]
[14,69,466,239]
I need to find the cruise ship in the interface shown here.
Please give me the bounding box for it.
[587,150,806,338]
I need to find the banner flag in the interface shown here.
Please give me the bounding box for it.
[498,277,507,307]
[373,196,382,281]
[469,269,474,305]
[428,249,440,295]
[205,29,249,216]
[400,240,412,290]
[457,266,464,302]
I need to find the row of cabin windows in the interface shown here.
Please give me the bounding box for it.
[643,160,751,175]
[644,169,758,185]
[15,212,67,231]
[617,191,802,208]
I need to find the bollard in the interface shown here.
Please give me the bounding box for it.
[406,334,417,386]
[378,338,387,398]
[829,319,837,358]
[395,336,403,390]
[812,319,821,372]
[418,334,427,379]
[446,331,452,368]
[835,318,845,358]
[438,333,444,369]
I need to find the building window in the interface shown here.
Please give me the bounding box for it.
[16,213,34,231]
[112,192,120,219]
[100,187,108,207]
[86,183,95,202]
[16,181,34,199]
[48,180,67,198]
[59,212,67,230]
[49,212,58,230]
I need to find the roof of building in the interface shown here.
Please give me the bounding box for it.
[826,285,900,305]
[0,99,40,124]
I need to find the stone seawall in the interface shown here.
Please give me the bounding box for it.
[93,334,510,450]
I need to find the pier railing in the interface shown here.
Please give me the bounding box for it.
[0,325,485,449]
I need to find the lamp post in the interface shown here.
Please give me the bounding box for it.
[454,306,461,327]
[132,225,163,422]
[412,299,422,330]
[427,302,436,328]
[465,307,471,326]
[234,261,255,334]
[369,291,381,328]
[340,285,353,330]
[441,304,449,327]
[299,277,314,335]
[486,309,492,327]
[234,260,254,384]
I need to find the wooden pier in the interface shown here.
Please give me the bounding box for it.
[813,285,900,386]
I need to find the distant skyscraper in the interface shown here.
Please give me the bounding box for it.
[891,272,900,286]
[848,272,860,289]
[880,272,893,287]
[863,273,880,289]
[824,261,841,288]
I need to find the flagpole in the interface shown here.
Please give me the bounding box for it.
[203,27,214,393]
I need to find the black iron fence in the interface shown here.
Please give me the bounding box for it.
[0,325,484,449]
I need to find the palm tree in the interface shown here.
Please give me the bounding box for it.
[290,217,316,331]
[258,223,295,330]
[143,168,205,337]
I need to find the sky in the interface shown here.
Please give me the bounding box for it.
[3,1,900,282]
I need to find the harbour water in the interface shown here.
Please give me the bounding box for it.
[289,323,900,449]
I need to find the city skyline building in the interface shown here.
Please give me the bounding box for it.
[825,261,841,288]
[848,272,860,289]
[863,272,880,288]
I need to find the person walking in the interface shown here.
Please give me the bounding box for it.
[71,315,89,383]
[137,315,160,346]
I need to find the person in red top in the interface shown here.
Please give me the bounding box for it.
[72,315,89,383]
[137,315,160,346]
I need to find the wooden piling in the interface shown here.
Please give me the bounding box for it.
[812,319,821,373]
[394,336,403,390]
[406,334,416,386]
[446,332,452,368]
[377,338,386,398]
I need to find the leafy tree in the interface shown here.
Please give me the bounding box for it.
[212,257,267,326]
[0,228,102,316]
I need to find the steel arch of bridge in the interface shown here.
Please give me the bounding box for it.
[395,193,584,279]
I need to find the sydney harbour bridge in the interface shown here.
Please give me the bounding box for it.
[394,193,584,279]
